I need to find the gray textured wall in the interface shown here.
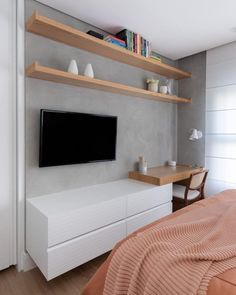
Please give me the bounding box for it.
[25,0,178,198]
[177,52,206,167]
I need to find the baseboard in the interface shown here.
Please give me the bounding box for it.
[20,252,36,272]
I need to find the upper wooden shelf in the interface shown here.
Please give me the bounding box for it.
[26,62,191,104]
[26,11,192,80]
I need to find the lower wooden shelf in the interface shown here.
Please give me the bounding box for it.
[26,62,191,104]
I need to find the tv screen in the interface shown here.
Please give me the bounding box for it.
[39,109,117,167]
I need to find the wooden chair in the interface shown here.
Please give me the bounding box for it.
[172,170,208,212]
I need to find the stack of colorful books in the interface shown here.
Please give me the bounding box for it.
[150,51,162,62]
[116,29,150,57]
[104,35,126,48]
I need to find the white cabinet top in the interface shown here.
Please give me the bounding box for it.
[27,179,157,216]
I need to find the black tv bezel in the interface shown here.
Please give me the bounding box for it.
[39,109,117,167]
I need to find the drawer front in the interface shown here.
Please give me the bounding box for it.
[48,197,126,247]
[126,202,172,235]
[47,220,126,280]
[127,184,172,217]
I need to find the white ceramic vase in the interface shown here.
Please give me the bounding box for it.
[147,80,159,92]
[167,79,174,95]
[84,63,94,78]
[68,59,78,75]
[160,85,168,94]
[138,156,148,174]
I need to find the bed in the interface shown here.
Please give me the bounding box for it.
[81,190,236,295]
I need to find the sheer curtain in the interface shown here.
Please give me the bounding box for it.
[206,43,236,195]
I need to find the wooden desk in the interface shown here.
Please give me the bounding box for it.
[129,165,202,186]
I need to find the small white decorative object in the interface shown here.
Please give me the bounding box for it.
[147,79,159,92]
[159,85,168,94]
[139,156,148,174]
[84,63,94,78]
[166,79,174,95]
[67,59,78,75]
[168,160,176,167]
[189,129,203,141]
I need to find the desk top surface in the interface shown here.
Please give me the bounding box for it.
[129,165,202,186]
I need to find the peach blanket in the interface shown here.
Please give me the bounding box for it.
[104,191,236,295]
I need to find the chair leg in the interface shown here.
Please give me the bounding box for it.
[200,188,205,199]
[173,201,185,212]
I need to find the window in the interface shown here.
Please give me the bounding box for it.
[206,45,236,195]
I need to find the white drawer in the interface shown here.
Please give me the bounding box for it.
[48,197,126,246]
[27,197,126,247]
[46,220,126,280]
[126,202,172,235]
[127,183,172,217]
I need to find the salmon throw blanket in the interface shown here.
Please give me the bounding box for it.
[103,190,236,295]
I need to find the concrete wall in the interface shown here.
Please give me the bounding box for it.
[177,52,206,167]
[25,0,178,198]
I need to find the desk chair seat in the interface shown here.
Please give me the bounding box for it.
[173,170,208,212]
[173,185,200,200]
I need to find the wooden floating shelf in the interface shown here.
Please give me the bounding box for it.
[26,11,192,80]
[26,62,191,104]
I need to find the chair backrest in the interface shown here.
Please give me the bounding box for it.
[183,170,208,203]
[189,170,209,190]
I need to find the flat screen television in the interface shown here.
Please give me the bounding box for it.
[39,109,117,167]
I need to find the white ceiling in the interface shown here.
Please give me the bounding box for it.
[37,0,236,60]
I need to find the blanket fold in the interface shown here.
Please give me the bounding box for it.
[103,191,236,295]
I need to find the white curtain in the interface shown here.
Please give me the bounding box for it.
[206,43,236,195]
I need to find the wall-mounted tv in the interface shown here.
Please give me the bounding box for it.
[39,109,117,167]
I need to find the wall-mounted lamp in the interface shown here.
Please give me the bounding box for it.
[189,129,203,141]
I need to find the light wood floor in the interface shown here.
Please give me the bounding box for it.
[0,253,109,295]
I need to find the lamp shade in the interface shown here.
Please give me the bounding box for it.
[189,129,202,141]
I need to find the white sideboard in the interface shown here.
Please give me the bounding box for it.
[26,179,172,280]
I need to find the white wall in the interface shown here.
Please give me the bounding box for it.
[0,0,16,269]
[206,42,236,195]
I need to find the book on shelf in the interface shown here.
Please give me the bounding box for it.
[104,35,126,48]
[87,30,104,40]
[116,29,151,57]
[150,51,162,62]
[104,35,125,44]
